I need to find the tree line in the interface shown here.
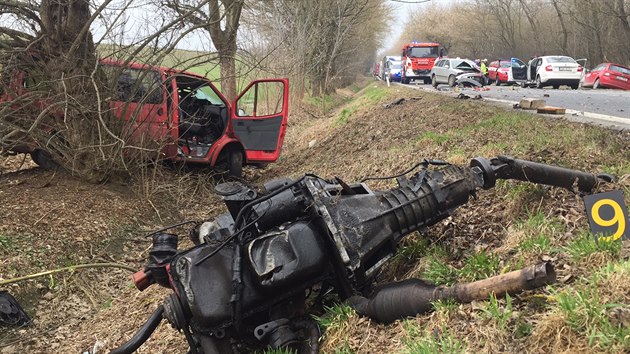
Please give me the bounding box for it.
[386,0,630,67]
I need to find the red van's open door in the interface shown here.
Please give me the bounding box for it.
[232,79,289,162]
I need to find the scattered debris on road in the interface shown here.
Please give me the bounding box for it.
[519,98,546,110]
[383,97,422,108]
[456,93,482,100]
[537,106,567,114]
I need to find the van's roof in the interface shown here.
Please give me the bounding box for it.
[99,58,210,80]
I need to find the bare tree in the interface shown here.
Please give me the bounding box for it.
[162,0,243,101]
[396,0,630,66]
[246,0,389,98]
[0,0,222,181]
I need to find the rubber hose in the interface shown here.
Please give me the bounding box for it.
[110,305,164,354]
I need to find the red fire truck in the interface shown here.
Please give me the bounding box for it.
[400,42,445,84]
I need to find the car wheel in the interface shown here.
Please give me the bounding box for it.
[431,75,438,88]
[552,85,559,89]
[448,75,456,87]
[519,81,527,88]
[495,77,501,86]
[570,84,579,90]
[535,76,543,89]
[593,79,600,89]
[31,149,58,170]
[228,149,243,178]
[423,78,430,85]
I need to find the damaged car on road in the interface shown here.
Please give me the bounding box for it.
[431,58,485,88]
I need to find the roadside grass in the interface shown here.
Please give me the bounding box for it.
[514,211,563,256]
[393,234,430,264]
[564,229,622,262]
[333,85,389,126]
[552,261,630,351]
[431,298,458,316]
[305,94,351,111]
[335,107,355,126]
[308,87,628,353]
[416,131,450,146]
[458,251,501,282]
[315,304,355,331]
[401,320,466,354]
[419,248,500,285]
[315,304,359,353]
[481,293,513,332]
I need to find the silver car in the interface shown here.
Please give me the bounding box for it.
[430,59,484,87]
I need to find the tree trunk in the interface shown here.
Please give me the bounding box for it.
[207,0,243,102]
[551,0,569,54]
[7,0,123,181]
[218,47,237,102]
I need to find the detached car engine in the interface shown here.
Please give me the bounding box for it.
[112,156,611,354]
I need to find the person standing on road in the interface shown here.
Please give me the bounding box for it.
[480,59,489,85]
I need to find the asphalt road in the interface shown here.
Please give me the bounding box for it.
[394,81,630,130]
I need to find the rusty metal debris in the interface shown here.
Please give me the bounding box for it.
[349,262,556,323]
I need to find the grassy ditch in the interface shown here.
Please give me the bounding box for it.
[279,82,630,354]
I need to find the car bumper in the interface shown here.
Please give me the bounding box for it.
[599,75,630,90]
[405,69,431,79]
[541,78,580,86]
[541,72,581,83]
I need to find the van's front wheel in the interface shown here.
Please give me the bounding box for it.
[228,149,243,178]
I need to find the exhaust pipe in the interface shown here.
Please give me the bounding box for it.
[349,262,556,324]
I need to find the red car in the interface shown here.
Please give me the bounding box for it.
[582,63,630,90]
[488,59,512,85]
[1,59,290,177]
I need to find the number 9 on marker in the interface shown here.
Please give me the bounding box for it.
[583,190,629,242]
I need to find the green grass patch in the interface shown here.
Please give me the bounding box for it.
[564,230,621,261]
[422,257,459,286]
[361,85,388,102]
[422,248,501,285]
[520,234,553,253]
[335,107,354,126]
[431,298,458,315]
[421,245,459,286]
[515,211,564,254]
[416,131,450,145]
[555,269,630,350]
[481,293,513,331]
[514,320,533,339]
[393,236,430,263]
[0,234,15,251]
[458,251,500,282]
[305,94,339,108]
[315,304,354,331]
[401,320,466,354]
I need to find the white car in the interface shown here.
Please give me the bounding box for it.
[520,56,583,89]
[430,58,484,87]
